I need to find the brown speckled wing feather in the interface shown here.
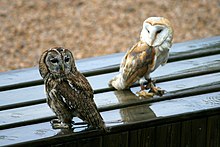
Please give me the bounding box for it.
[120,41,155,86]
[57,72,105,129]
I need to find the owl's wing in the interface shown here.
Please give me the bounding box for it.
[57,72,105,128]
[67,72,94,99]
[120,41,155,86]
[160,49,169,66]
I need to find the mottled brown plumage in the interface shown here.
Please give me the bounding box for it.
[39,47,106,131]
[120,41,155,87]
[109,17,173,97]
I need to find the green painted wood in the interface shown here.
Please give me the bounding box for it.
[0,36,219,91]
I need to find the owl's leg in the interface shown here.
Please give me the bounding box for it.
[139,77,147,90]
[143,75,155,90]
[52,122,71,129]
[51,118,72,129]
[136,77,154,97]
[147,78,165,96]
[48,90,73,129]
[51,119,61,124]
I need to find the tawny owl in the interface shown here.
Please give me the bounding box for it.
[109,17,173,97]
[39,47,106,131]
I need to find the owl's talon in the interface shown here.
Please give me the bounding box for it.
[145,78,156,90]
[50,119,61,124]
[51,122,71,129]
[50,119,71,129]
[149,87,165,96]
[136,90,154,98]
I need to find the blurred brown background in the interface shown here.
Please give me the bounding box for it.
[0,0,219,72]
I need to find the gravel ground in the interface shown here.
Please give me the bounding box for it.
[0,0,219,72]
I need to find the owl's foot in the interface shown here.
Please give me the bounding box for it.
[136,90,154,98]
[50,119,61,124]
[52,123,71,129]
[144,78,156,90]
[50,119,71,129]
[149,86,165,96]
[145,78,165,96]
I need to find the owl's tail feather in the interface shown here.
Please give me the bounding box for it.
[89,111,110,133]
[99,121,110,133]
[108,74,127,90]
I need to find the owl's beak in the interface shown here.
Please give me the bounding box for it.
[149,34,156,46]
[60,64,65,72]
[148,38,155,46]
[149,39,153,46]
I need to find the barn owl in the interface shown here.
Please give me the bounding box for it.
[109,17,173,97]
[39,47,107,131]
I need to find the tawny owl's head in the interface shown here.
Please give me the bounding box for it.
[39,47,76,79]
[140,17,173,47]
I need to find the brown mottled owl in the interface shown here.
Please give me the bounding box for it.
[109,17,173,97]
[39,47,106,131]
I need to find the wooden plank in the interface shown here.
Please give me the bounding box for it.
[206,115,220,147]
[170,35,220,54]
[3,89,219,131]
[181,114,219,147]
[169,122,181,147]
[1,74,220,129]
[181,120,192,147]
[155,124,169,147]
[0,105,219,146]
[0,122,59,146]
[1,54,220,110]
[128,127,155,147]
[149,91,220,117]
[0,103,53,128]
[131,72,220,96]
[0,85,45,109]
[154,122,181,147]
[75,137,102,147]
[0,36,219,91]
[153,54,220,81]
[0,121,101,146]
[191,118,207,147]
[0,71,219,128]
[102,132,128,147]
[0,53,123,91]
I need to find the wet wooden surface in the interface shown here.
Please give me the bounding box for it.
[0,36,220,147]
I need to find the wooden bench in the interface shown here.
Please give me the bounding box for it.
[0,36,220,147]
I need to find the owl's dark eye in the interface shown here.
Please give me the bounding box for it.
[64,57,70,62]
[146,29,150,33]
[50,58,59,64]
[156,29,162,34]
